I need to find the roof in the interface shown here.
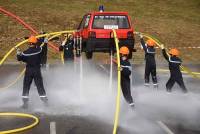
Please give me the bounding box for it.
[89,11,129,15]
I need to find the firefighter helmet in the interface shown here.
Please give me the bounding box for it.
[28,35,37,44]
[146,39,155,47]
[119,46,129,55]
[169,48,180,56]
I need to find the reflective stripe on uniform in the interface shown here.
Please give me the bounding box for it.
[22,96,29,98]
[146,48,155,54]
[129,103,135,106]
[22,47,42,56]
[169,57,181,64]
[144,83,150,86]
[121,65,132,70]
[40,95,47,98]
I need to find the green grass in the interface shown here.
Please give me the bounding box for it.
[0,0,200,63]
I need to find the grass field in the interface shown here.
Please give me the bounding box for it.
[0,0,200,63]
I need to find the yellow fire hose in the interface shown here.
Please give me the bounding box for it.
[0,33,64,90]
[112,29,121,134]
[0,30,199,134]
[112,31,200,134]
[157,69,200,75]
[60,33,74,64]
[0,33,70,134]
[0,30,75,66]
[180,66,200,79]
[0,68,26,90]
[60,35,70,64]
[45,33,65,64]
[0,112,39,134]
[61,51,65,64]
[134,32,200,80]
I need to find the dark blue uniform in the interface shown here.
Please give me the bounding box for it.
[162,49,188,92]
[59,39,74,61]
[120,58,134,105]
[140,38,158,85]
[17,46,47,106]
[37,37,48,67]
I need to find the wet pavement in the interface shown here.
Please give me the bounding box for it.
[0,59,200,134]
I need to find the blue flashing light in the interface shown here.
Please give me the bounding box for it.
[99,5,104,12]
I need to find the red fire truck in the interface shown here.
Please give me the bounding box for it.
[75,9,135,59]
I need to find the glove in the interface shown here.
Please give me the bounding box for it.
[61,40,67,46]
[134,32,139,35]
[160,44,165,49]
[16,48,21,55]
[119,66,123,71]
[61,42,65,46]
[139,33,143,38]
[44,38,48,43]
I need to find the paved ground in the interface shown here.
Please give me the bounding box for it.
[0,57,200,134]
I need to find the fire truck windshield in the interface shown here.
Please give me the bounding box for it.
[92,15,130,29]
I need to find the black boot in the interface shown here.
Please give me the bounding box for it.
[22,98,29,109]
[129,101,135,109]
[153,83,158,89]
[166,88,172,93]
[182,89,188,94]
[144,82,150,87]
[40,96,48,106]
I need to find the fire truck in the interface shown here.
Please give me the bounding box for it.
[75,7,136,59]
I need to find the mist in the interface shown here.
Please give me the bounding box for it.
[0,61,200,134]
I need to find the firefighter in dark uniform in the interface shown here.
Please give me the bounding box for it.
[161,44,188,93]
[120,46,135,108]
[139,34,158,88]
[59,34,74,62]
[37,32,48,67]
[16,35,48,108]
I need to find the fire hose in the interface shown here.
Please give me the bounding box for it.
[0,6,59,52]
